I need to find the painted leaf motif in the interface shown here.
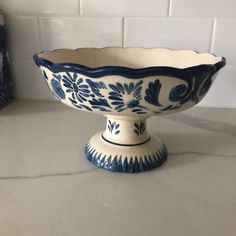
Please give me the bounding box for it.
[133,122,145,136]
[107,120,120,135]
[80,104,93,111]
[144,79,162,106]
[86,79,106,97]
[89,98,111,108]
[51,79,65,99]
[134,129,139,136]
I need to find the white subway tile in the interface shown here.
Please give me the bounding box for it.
[11,59,54,100]
[82,0,168,16]
[124,18,213,52]
[1,0,79,16]
[212,19,236,65]
[40,17,123,50]
[6,16,40,59]
[198,66,236,107]
[171,0,236,17]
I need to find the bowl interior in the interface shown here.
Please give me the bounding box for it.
[37,48,223,69]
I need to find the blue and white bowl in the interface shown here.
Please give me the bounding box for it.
[34,48,226,173]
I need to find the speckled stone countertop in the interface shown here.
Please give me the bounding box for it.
[0,100,235,236]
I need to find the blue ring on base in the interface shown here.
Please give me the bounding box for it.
[101,134,151,146]
[84,142,168,173]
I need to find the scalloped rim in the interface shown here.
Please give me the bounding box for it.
[33,47,226,79]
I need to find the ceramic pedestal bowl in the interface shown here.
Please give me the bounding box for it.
[33,48,226,173]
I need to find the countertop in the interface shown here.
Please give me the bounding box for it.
[0,100,236,236]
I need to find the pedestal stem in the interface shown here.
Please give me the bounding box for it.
[102,115,150,146]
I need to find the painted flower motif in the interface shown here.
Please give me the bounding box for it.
[62,72,90,103]
[50,74,65,100]
[108,80,146,114]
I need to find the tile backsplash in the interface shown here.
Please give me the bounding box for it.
[124,18,213,51]
[40,17,123,50]
[1,0,235,107]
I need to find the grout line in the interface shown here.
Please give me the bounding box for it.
[8,15,220,20]
[79,0,83,16]
[168,0,172,17]
[210,18,217,52]
[36,16,42,51]
[122,18,125,47]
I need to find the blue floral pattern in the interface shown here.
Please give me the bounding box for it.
[108,81,147,114]
[62,72,90,103]
[44,70,216,115]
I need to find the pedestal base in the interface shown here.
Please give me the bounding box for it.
[85,132,167,173]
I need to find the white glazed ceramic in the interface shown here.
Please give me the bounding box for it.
[34,48,226,173]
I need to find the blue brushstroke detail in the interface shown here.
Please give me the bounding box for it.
[169,84,187,101]
[89,98,111,111]
[60,72,111,111]
[107,120,120,135]
[134,122,146,136]
[50,75,65,100]
[86,79,107,97]
[144,79,162,106]
[146,73,216,112]
[85,144,167,173]
[108,80,147,114]
[80,104,93,111]
[62,72,90,103]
